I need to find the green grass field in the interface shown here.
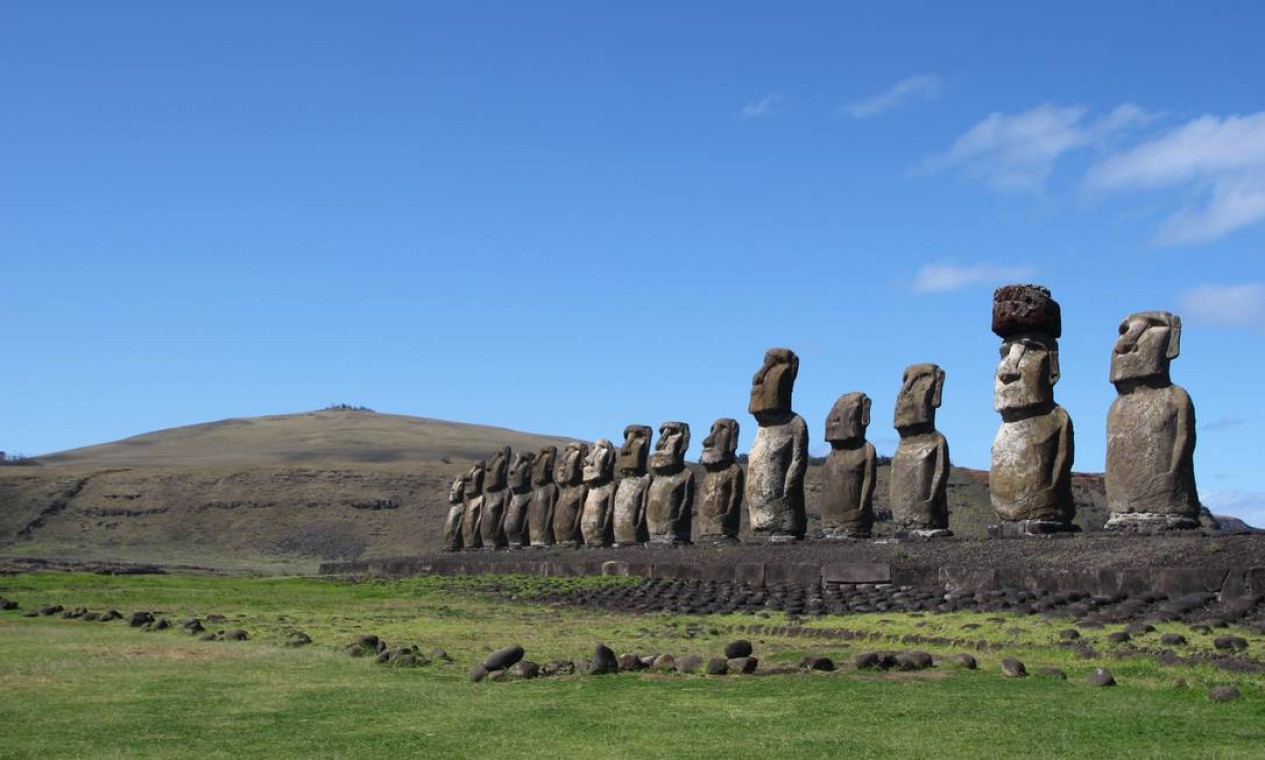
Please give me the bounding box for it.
[1,573,1262,759]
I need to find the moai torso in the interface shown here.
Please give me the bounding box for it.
[1104,312,1200,524]
[552,442,588,547]
[460,462,486,549]
[443,475,466,551]
[698,418,743,541]
[820,392,876,538]
[480,447,511,548]
[503,451,536,548]
[613,425,653,545]
[991,406,1074,521]
[745,348,808,540]
[527,446,558,547]
[580,439,616,546]
[645,422,694,544]
[889,367,951,533]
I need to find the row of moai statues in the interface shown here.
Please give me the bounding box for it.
[443,282,1204,547]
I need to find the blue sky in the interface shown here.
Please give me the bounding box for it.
[4,2,1265,523]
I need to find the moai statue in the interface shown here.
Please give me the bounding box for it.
[552,441,589,547]
[1105,311,1203,531]
[698,418,743,543]
[613,424,653,546]
[890,367,951,537]
[460,460,486,550]
[821,393,877,539]
[745,348,808,541]
[503,450,536,547]
[580,439,617,546]
[480,446,511,549]
[443,474,467,551]
[646,421,694,544]
[990,284,1077,535]
[527,446,558,547]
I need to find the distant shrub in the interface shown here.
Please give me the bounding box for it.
[0,451,42,466]
[324,403,375,412]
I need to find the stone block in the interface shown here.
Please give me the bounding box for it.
[764,562,821,587]
[822,562,890,584]
[733,562,765,586]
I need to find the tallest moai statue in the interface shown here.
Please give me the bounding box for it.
[745,348,808,542]
[1104,311,1204,531]
[989,285,1077,535]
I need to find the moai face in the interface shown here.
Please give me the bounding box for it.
[508,451,535,492]
[1110,311,1180,386]
[894,365,944,434]
[555,442,587,486]
[617,425,653,476]
[463,461,486,498]
[583,439,616,484]
[700,418,739,468]
[826,392,870,445]
[995,335,1059,413]
[749,348,799,420]
[449,475,466,505]
[532,446,557,486]
[485,446,511,490]
[651,422,690,474]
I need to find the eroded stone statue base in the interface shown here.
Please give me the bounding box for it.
[1104,512,1201,533]
[987,520,1080,538]
[894,528,953,539]
[819,528,872,540]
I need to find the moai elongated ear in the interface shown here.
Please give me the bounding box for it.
[1167,315,1182,360]
[861,395,871,427]
[931,367,946,408]
[1048,348,1061,386]
[680,424,691,451]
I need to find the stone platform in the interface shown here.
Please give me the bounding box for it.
[320,533,1265,602]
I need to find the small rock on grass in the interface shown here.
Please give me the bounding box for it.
[951,653,977,669]
[855,652,882,670]
[1001,658,1027,678]
[1208,686,1242,703]
[1086,668,1116,687]
[1160,633,1187,646]
[469,664,489,683]
[618,653,644,671]
[706,658,729,676]
[222,629,249,641]
[591,644,618,675]
[724,640,753,659]
[799,656,835,672]
[727,656,758,674]
[508,661,540,680]
[677,655,703,674]
[1213,636,1248,652]
[484,645,525,671]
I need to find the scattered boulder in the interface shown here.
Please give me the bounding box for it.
[127,611,155,628]
[1213,636,1248,652]
[1058,629,1080,640]
[618,653,645,671]
[1208,686,1242,703]
[38,605,64,616]
[484,645,525,672]
[855,652,882,670]
[0,598,18,611]
[1001,658,1027,677]
[706,658,729,676]
[63,607,87,619]
[205,614,228,623]
[1037,667,1067,680]
[1107,632,1131,644]
[199,632,218,641]
[724,639,753,659]
[1125,623,1155,636]
[895,652,934,671]
[727,656,758,674]
[540,660,575,677]
[1188,624,1212,635]
[1087,668,1116,687]
[799,656,835,672]
[182,619,205,635]
[677,655,704,674]
[1159,633,1187,647]
[592,644,618,675]
[469,664,489,682]
[222,629,249,641]
[99,610,121,622]
[430,648,452,662]
[650,654,677,672]
[82,612,100,621]
[487,669,507,682]
[508,661,540,680]
[951,653,977,669]
[285,631,313,647]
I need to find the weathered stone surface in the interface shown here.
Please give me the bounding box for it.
[460,461,486,550]
[1086,667,1116,687]
[821,392,877,538]
[613,425,653,545]
[706,657,729,675]
[698,418,743,542]
[991,286,1075,528]
[1105,312,1202,530]
[890,365,951,534]
[1208,686,1242,702]
[503,450,536,548]
[618,652,644,671]
[480,446,511,548]
[677,655,703,674]
[484,645,525,671]
[646,422,694,545]
[508,660,540,679]
[469,664,489,682]
[552,442,589,547]
[799,656,835,672]
[443,475,466,551]
[591,644,618,675]
[580,439,617,547]
[650,653,677,671]
[727,656,758,674]
[527,446,558,547]
[747,348,808,541]
[951,653,977,669]
[724,639,753,659]
[1001,657,1027,677]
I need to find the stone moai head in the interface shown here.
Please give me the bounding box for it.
[449,475,466,505]
[700,418,739,468]
[993,285,1062,414]
[463,461,486,498]
[486,446,511,490]
[532,446,557,486]
[651,421,690,474]
[826,392,871,446]
[508,450,535,492]
[555,442,588,487]
[894,365,944,435]
[583,439,616,484]
[749,348,799,421]
[617,424,653,476]
[1110,311,1180,387]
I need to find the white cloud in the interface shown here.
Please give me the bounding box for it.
[1086,112,1265,244]
[1202,490,1265,529]
[923,103,1151,193]
[1178,283,1265,329]
[844,74,941,119]
[741,95,781,120]
[910,261,1037,294]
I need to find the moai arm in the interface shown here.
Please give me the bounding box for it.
[861,442,877,508]
[930,434,949,505]
[786,418,808,494]
[1051,411,1074,500]
[727,466,745,524]
[1171,388,1196,478]
[677,472,695,532]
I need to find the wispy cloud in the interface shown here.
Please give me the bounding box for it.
[1201,416,1246,432]
[741,94,781,120]
[909,261,1036,294]
[1202,490,1265,528]
[922,103,1151,193]
[1178,283,1265,330]
[844,74,941,119]
[1085,112,1265,244]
